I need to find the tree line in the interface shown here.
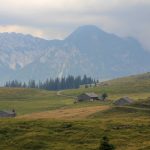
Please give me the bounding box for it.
[4,75,96,91]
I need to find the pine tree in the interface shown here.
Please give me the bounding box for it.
[99,136,115,150]
[4,75,95,91]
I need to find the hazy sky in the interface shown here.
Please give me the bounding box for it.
[0,0,150,50]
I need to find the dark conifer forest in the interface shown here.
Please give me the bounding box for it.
[4,75,95,91]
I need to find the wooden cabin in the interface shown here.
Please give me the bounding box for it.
[0,110,16,118]
[77,92,99,102]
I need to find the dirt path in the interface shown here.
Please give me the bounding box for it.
[18,105,110,120]
[57,90,76,99]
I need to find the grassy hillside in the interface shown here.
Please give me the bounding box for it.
[0,88,73,115]
[0,73,150,150]
[62,72,150,100]
[1,72,150,115]
[0,110,149,150]
[0,88,110,115]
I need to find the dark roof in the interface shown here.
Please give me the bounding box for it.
[0,110,16,117]
[114,97,134,105]
[85,92,98,98]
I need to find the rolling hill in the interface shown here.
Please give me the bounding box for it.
[0,72,150,115]
[0,72,150,150]
[62,72,150,100]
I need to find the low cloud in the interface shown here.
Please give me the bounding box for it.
[0,0,150,50]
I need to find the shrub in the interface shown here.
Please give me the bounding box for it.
[101,93,108,100]
[99,136,115,150]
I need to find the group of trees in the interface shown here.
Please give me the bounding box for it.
[4,75,95,91]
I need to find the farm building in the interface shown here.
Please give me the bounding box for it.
[0,110,16,118]
[114,97,134,106]
[77,92,99,102]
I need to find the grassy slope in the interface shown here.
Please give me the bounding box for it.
[0,112,149,150]
[1,72,150,115]
[62,72,150,100]
[0,88,73,115]
[0,73,150,149]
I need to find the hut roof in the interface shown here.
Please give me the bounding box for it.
[85,92,98,98]
[114,97,134,106]
[0,110,16,117]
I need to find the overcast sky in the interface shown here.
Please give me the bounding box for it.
[0,0,150,50]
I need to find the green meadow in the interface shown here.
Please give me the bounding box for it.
[0,88,72,115]
[0,109,149,150]
[62,72,150,100]
[0,73,150,150]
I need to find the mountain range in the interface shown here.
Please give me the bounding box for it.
[0,25,150,84]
